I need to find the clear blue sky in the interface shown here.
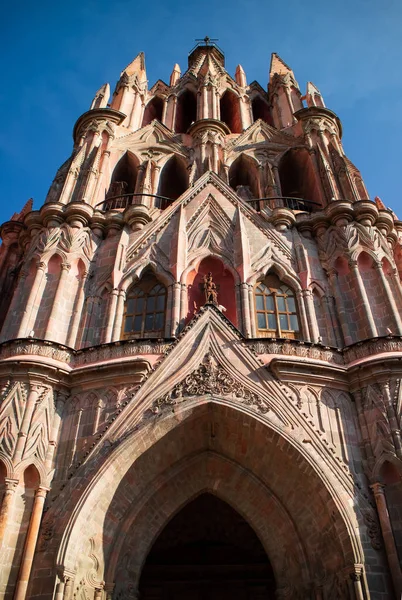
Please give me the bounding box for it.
[1,0,402,225]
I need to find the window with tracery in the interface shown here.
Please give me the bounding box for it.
[123,274,166,338]
[255,275,299,338]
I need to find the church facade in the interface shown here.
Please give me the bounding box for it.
[0,40,401,599]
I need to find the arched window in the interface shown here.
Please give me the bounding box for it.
[229,154,260,199]
[123,273,166,338]
[220,90,242,133]
[105,152,139,210]
[255,275,299,338]
[251,96,273,126]
[142,96,164,127]
[278,148,321,211]
[157,155,188,208]
[175,89,197,133]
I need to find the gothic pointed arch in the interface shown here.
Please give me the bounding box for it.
[220,89,242,133]
[254,272,300,339]
[122,270,167,339]
[278,147,322,209]
[251,94,273,126]
[229,153,260,199]
[175,88,197,133]
[157,155,188,208]
[142,96,164,127]
[106,151,139,209]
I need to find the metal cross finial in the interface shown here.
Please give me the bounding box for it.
[195,36,219,47]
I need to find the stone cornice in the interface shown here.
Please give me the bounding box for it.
[72,108,126,143]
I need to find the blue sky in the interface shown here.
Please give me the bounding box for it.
[1,0,402,225]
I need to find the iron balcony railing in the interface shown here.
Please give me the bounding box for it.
[245,196,321,213]
[96,193,175,212]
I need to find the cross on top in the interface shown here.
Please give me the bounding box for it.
[195,36,219,47]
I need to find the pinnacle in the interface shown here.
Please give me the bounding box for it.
[269,52,293,79]
[121,51,147,82]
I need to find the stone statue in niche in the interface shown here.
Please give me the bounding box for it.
[203,272,218,305]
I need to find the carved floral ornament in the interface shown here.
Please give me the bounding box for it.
[151,352,270,414]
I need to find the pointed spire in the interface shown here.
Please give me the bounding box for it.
[235,64,247,87]
[90,83,110,110]
[122,52,147,84]
[170,63,181,86]
[306,82,325,108]
[269,53,294,81]
[374,196,387,210]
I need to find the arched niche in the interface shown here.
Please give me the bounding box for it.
[251,95,273,126]
[186,256,237,326]
[157,156,188,209]
[357,251,388,336]
[106,152,139,209]
[33,254,62,339]
[220,90,242,134]
[278,148,321,209]
[142,96,164,127]
[175,89,197,133]
[229,154,260,200]
[379,460,402,565]
[138,493,276,599]
[122,270,167,339]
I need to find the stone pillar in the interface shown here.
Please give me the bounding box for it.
[165,284,173,337]
[171,283,181,336]
[303,289,319,343]
[240,283,251,337]
[349,260,378,338]
[0,478,18,548]
[2,269,27,339]
[13,383,43,464]
[44,262,71,343]
[390,268,402,311]
[248,285,257,337]
[296,290,311,342]
[129,93,142,129]
[17,261,46,338]
[323,295,340,347]
[350,565,365,600]
[14,486,48,600]
[382,382,402,458]
[179,283,187,331]
[375,262,402,335]
[272,165,282,198]
[112,290,126,342]
[103,288,119,344]
[66,270,88,348]
[202,85,208,119]
[63,575,74,600]
[212,89,218,120]
[44,391,68,473]
[328,269,350,345]
[371,482,402,598]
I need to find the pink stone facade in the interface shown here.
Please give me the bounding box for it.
[0,41,401,598]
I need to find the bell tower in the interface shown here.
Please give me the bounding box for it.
[0,39,401,600]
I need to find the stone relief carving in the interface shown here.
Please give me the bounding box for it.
[0,382,28,458]
[151,353,270,415]
[362,507,382,550]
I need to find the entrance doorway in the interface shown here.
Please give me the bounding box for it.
[139,493,276,599]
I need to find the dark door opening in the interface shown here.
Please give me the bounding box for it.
[139,493,276,599]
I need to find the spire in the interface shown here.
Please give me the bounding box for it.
[90,83,110,110]
[121,51,147,84]
[306,82,325,108]
[269,53,294,81]
[235,65,247,87]
[170,63,181,86]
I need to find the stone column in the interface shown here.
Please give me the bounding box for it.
[349,564,365,600]
[13,486,48,600]
[272,165,282,199]
[66,270,88,348]
[112,290,126,342]
[248,285,257,337]
[103,289,119,343]
[323,295,340,347]
[44,391,68,473]
[303,289,319,343]
[62,575,74,600]
[129,93,142,129]
[382,382,402,458]
[240,283,251,337]
[165,284,173,337]
[202,85,208,119]
[1,269,27,339]
[349,260,377,338]
[179,283,187,330]
[212,89,218,120]
[296,290,311,342]
[0,478,18,548]
[44,262,71,343]
[327,269,350,344]
[171,283,181,337]
[375,262,402,335]
[13,383,43,464]
[371,482,402,598]
[17,261,46,338]
[390,267,402,310]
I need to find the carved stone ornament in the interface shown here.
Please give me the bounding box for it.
[362,508,382,550]
[152,353,270,414]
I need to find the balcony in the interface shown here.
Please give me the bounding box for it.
[245,196,321,214]
[98,193,174,212]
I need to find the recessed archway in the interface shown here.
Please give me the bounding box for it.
[138,493,276,599]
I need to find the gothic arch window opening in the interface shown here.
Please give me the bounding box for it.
[255,274,299,338]
[220,89,242,133]
[228,154,260,200]
[123,272,166,339]
[106,152,139,210]
[251,95,273,126]
[157,155,188,209]
[142,96,164,127]
[175,89,197,133]
[278,148,321,210]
